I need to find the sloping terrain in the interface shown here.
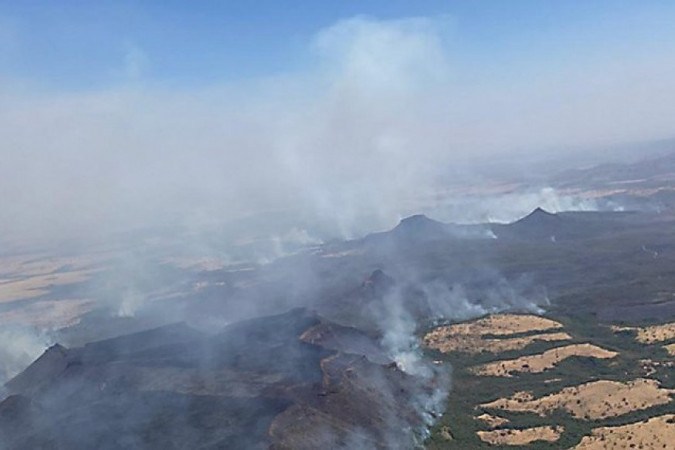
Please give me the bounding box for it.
[4,196,675,448]
[0,309,436,450]
[424,313,675,449]
[573,414,675,449]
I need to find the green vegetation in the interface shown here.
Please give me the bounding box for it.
[424,313,675,449]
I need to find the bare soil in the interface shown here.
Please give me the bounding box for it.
[433,314,563,338]
[573,414,675,449]
[477,425,564,446]
[471,343,618,377]
[612,323,675,344]
[475,413,510,429]
[481,379,674,420]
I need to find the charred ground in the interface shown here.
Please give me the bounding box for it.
[4,154,675,448]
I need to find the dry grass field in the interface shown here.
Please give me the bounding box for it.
[573,414,675,449]
[477,426,564,446]
[481,378,674,420]
[471,343,618,377]
[612,323,675,344]
[425,312,675,449]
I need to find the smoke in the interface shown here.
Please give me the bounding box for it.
[0,16,451,244]
[359,265,550,445]
[377,289,430,378]
[424,187,607,225]
[2,9,674,449]
[116,289,144,318]
[246,227,324,265]
[2,14,674,245]
[375,289,450,446]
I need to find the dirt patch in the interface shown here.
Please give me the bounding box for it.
[640,359,675,377]
[424,330,571,355]
[0,253,106,278]
[433,314,563,338]
[471,343,617,377]
[439,426,453,441]
[666,343,675,356]
[481,378,674,420]
[475,413,510,429]
[612,322,675,344]
[573,414,675,449]
[0,269,96,303]
[162,256,227,271]
[0,252,110,304]
[0,298,94,328]
[424,314,569,355]
[477,426,563,446]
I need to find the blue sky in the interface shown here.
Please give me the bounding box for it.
[1,1,674,89]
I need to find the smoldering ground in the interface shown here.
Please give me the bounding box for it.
[2,13,675,245]
[0,326,52,389]
[2,9,675,449]
[0,205,565,449]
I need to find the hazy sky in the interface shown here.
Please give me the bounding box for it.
[1,1,675,241]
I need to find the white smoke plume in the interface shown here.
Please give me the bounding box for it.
[364,268,551,444]
[2,15,674,245]
[117,289,144,318]
[0,326,51,388]
[1,9,674,449]
[426,187,606,225]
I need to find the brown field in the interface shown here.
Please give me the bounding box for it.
[0,252,108,304]
[476,426,564,446]
[424,330,572,355]
[0,269,97,304]
[423,313,570,356]
[475,413,510,429]
[471,343,618,377]
[573,414,675,449]
[481,379,674,420]
[665,343,675,356]
[432,314,563,338]
[0,298,94,328]
[611,322,675,344]
[0,254,66,278]
[0,253,105,278]
[162,257,228,271]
